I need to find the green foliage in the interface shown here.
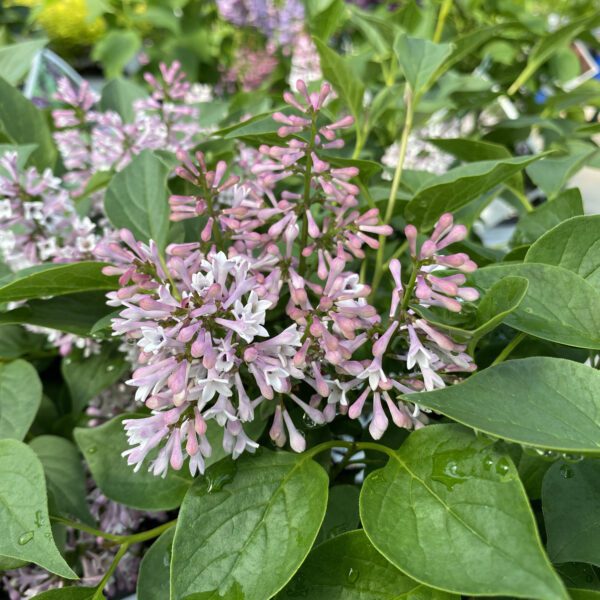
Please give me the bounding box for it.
[171,451,329,600]
[360,425,568,599]
[0,440,76,579]
[416,358,600,454]
[104,150,171,250]
[0,360,42,441]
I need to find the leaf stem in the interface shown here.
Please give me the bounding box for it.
[370,89,415,298]
[491,332,526,366]
[433,0,453,43]
[92,542,129,600]
[307,439,396,460]
[298,113,318,276]
[50,516,177,546]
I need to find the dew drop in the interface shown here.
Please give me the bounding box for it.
[106,365,115,372]
[560,464,575,479]
[301,412,318,429]
[536,449,559,462]
[495,457,510,477]
[562,453,584,463]
[87,446,98,454]
[346,567,359,584]
[18,531,34,545]
[34,510,44,528]
[482,456,494,471]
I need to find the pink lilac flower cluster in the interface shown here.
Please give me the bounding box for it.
[0,152,99,272]
[2,486,153,599]
[52,61,202,196]
[216,0,305,47]
[97,80,480,478]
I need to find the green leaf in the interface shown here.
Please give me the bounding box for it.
[308,0,347,41]
[0,76,56,170]
[0,263,117,303]
[74,414,191,511]
[543,460,600,566]
[314,484,359,545]
[0,360,42,441]
[0,325,47,360]
[137,528,175,600]
[393,33,453,97]
[29,435,93,524]
[171,450,329,600]
[404,155,542,230]
[526,147,596,198]
[569,590,600,600]
[508,13,600,95]
[0,439,76,579]
[471,263,600,349]
[445,24,511,72]
[313,38,364,122]
[99,78,147,122]
[62,345,128,413]
[416,358,600,454]
[0,39,47,85]
[0,291,115,335]
[92,30,142,78]
[512,188,583,245]
[526,215,600,290]
[279,530,457,599]
[360,424,568,599]
[104,150,171,249]
[472,276,529,341]
[31,588,101,599]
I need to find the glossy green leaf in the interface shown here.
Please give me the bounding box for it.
[0,39,47,85]
[0,263,117,303]
[29,436,93,524]
[315,484,359,545]
[471,263,600,349]
[74,414,191,511]
[0,76,56,169]
[308,0,347,41]
[404,155,542,230]
[171,450,329,600]
[416,358,600,454]
[137,528,175,600]
[279,530,456,599]
[104,150,171,249]
[100,78,147,122]
[526,215,600,290]
[313,38,364,122]
[543,460,600,566]
[92,30,142,78]
[360,424,567,599]
[512,188,583,245]
[0,292,114,336]
[444,24,510,72]
[508,13,600,95]
[394,33,453,96]
[62,345,128,413]
[0,360,42,441]
[569,589,600,600]
[0,439,76,579]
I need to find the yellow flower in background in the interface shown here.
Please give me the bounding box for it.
[35,0,107,46]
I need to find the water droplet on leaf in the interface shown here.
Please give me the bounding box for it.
[18,531,34,545]
[560,464,575,479]
[346,567,359,584]
[301,412,318,429]
[562,453,583,463]
[87,446,97,454]
[495,457,510,477]
[34,511,44,528]
[482,456,494,471]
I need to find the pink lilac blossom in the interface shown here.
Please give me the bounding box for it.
[96,81,480,475]
[52,61,202,196]
[215,0,304,47]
